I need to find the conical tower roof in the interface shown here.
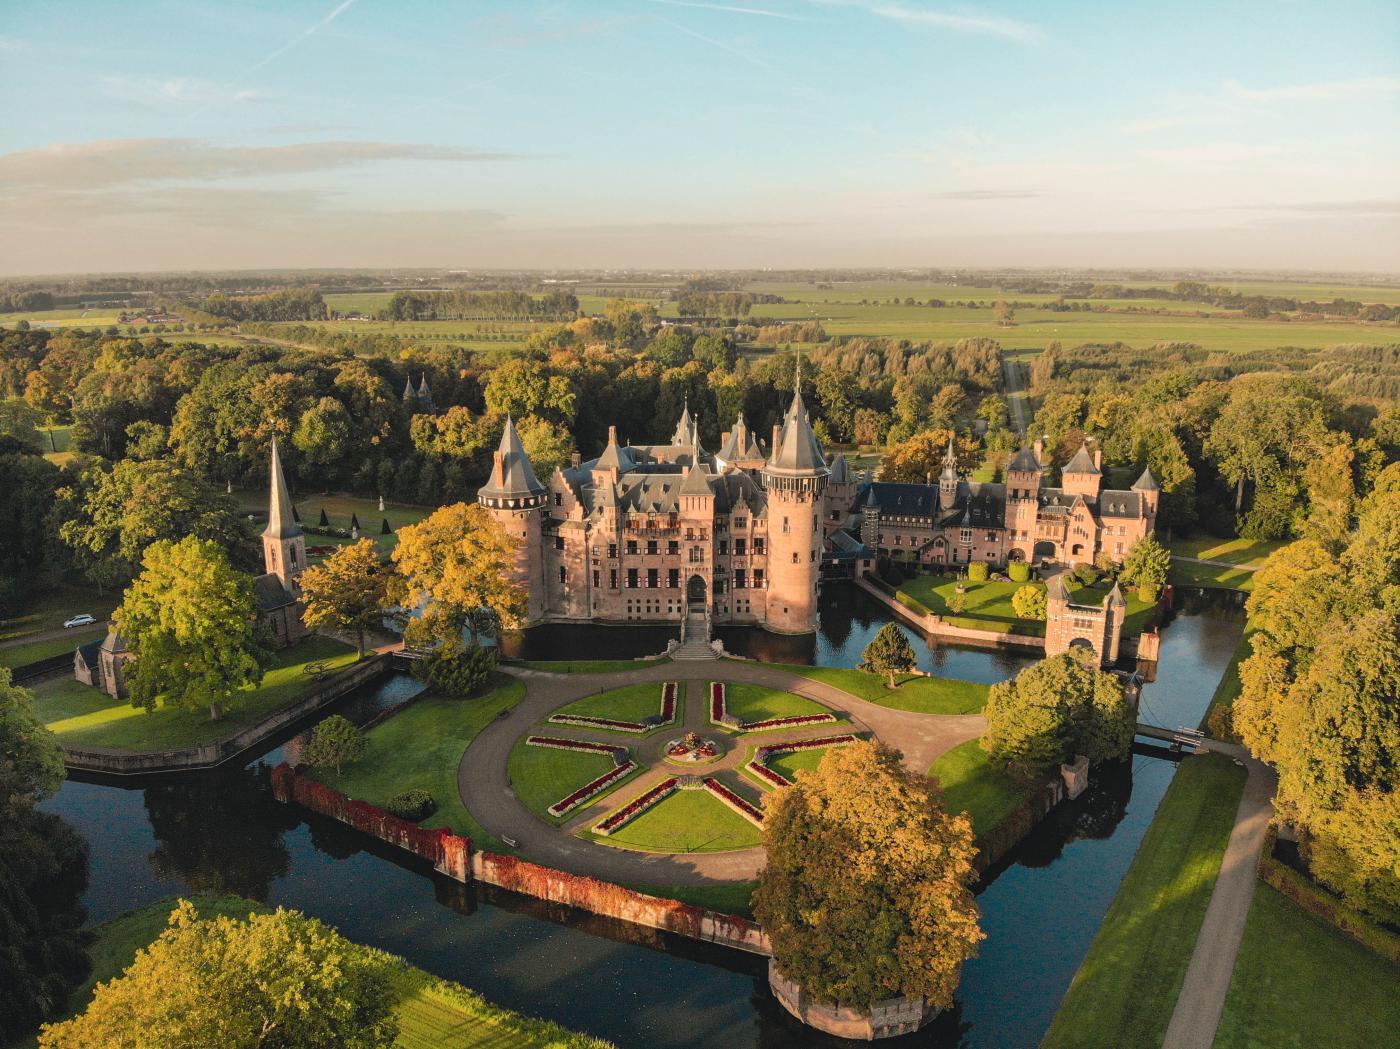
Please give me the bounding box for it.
[417,374,432,399]
[1008,445,1042,473]
[402,376,415,400]
[1132,466,1160,492]
[595,425,632,471]
[680,463,713,497]
[478,416,546,499]
[1064,442,1100,475]
[765,380,827,478]
[672,398,697,445]
[263,438,302,540]
[829,452,851,483]
[940,439,959,481]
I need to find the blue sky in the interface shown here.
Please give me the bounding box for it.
[1,0,1397,274]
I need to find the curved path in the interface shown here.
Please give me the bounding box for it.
[457,660,985,886]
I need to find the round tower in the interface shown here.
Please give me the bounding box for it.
[477,416,548,624]
[762,373,829,634]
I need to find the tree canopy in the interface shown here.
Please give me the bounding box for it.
[299,539,387,657]
[754,742,982,1011]
[860,623,918,687]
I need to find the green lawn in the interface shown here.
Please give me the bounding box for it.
[1041,752,1248,1049]
[717,682,835,727]
[507,738,637,822]
[1167,535,1283,566]
[761,662,989,714]
[927,739,1035,835]
[233,490,430,559]
[309,674,525,854]
[515,658,670,673]
[550,681,680,731]
[13,895,611,1049]
[31,635,358,751]
[0,626,105,669]
[1169,558,1259,592]
[587,787,762,853]
[768,747,829,783]
[897,573,1157,637]
[1213,885,1400,1049]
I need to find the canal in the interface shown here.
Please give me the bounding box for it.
[40,585,1244,1048]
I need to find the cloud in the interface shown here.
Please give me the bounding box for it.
[0,138,519,192]
[813,1,1042,42]
[1224,76,1400,103]
[1117,113,1228,135]
[643,0,808,19]
[99,76,262,107]
[0,35,22,52]
[930,189,1040,200]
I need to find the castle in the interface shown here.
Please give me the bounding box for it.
[76,441,308,697]
[479,374,1159,636]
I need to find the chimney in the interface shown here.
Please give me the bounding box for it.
[571,451,581,469]
[926,471,933,486]
[1033,438,1044,463]
[607,425,617,445]
[772,423,782,457]
[1094,448,1102,470]
[492,451,505,484]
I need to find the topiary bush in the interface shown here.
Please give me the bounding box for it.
[966,561,990,583]
[414,645,498,697]
[385,789,437,822]
[1007,561,1030,583]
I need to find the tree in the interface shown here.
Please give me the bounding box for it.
[880,429,979,483]
[0,399,44,454]
[982,651,1133,772]
[860,623,917,688]
[1118,534,1171,600]
[299,539,387,657]
[115,538,264,722]
[0,668,64,816]
[292,395,353,475]
[515,415,575,478]
[1011,584,1046,620]
[391,503,526,652]
[754,742,982,1010]
[38,900,398,1049]
[995,300,1015,328]
[303,715,367,777]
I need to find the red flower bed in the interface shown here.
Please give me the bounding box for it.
[746,760,793,788]
[595,778,678,835]
[548,713,648,732]
[660,682,677,723]
[747,735,859,790]
[709,682,726,724]
[704,778,764,824]
[743,712,838,732]
[526,735,622,756]
[547,760,638,817]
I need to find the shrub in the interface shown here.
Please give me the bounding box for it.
[415,644,498,696]
[949,593,967,614]
[967,561,990,583]
[1206,703,1239,743]
[1072,563,1099,586]
[385,789,437,822]
[1008,561,1030,583]
[1012,584,1047,620]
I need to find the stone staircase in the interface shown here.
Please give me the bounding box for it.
[672,610,719,661]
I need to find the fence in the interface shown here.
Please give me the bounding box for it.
[61,655,391,774]
[271,762,770,956]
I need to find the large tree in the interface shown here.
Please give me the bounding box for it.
[38,900,397,1049]
[1118,534,1171,600]
[391,502,526,653]
[299,539,387,657]
[754,742,982,1011]
[115,537,264,721]
[982,650,1134,772]
[860,622,917,688]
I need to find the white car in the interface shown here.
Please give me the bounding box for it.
[63,614,96,629]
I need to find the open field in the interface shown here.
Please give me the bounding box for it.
[0,580,113,644]
[1041,752,1247,1049]
[1213,884,1400,1049]
[717,682,833,725]
[9,894,613,1049]
[310,673,525,853]
[1168,535,1283,565]
[927,738,1034,836]
[32,635,357,750]
[754,661,988,714]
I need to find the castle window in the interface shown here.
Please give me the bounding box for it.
[810,550,816,561]
[960,529,972,544]
[607,543,618,559]
[555,493,562,506]
[668,540,679,555]
[894,535,902,546]
[609,569,618,589]
[754,538,765,554]
[792,552,799,563]
[647,540,658,555]
[735,517,746,528]
[668,568,679,588]
[735,569,747,588]
[289,547,298,568]
[735,538,746,555]
[593,570,600,589]
[719,540,728,555]
[782,516,790,533]
[626,568,638,588]
[754,569,764,588]
[648,568,658,588]
[559,566,567,584]
[626,540,637,555]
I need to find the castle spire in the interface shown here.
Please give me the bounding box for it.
[263,438,301,540]
[479,414,546,499]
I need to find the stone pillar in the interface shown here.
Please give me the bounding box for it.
[1060,754,1090,800]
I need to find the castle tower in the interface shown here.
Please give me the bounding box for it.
[761,367,828,633]
[402,375,416,402]
[1132,466,1160,528]
[477,416,548,623]
[938,439,959,512]
[1006,442,1044,563]
[672,397,698,447]
[1061,442,1103,500]
[415,374,435,414]
[262,439,306,599]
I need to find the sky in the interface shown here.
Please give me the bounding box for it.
[0,0,1397,276]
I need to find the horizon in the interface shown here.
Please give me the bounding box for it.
[2,0,1398,276]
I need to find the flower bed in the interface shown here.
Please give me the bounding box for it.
[743,712,839,732]
[709,681,726,725]
[747,734,859,790]
[547,759,639,817]
[704,778,764,826]
[547,681,679,733]
[525,735,623,756]
[595,778,679,835]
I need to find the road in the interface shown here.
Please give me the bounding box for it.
[1003,357,1029,435]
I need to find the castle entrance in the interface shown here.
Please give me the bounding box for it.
[686,573,707,608]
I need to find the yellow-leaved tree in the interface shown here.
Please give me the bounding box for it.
[299,538,388,658]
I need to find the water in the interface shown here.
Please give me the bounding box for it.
[37,589,1243,1049]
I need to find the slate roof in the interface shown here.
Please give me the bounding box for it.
[1063,443,1100,475]
[100,623,129,654]
[478,416,546,498]
[1132,467,1160,492]
[253,573,297,611]
[829,452,851,484]
[1008,446,1042,473]
[263,439,302,540]
[1096,490,1144,518]
[716,416,763,463]
[861,481,1007,528]
[765,388,827,476]
[76,640,102,668]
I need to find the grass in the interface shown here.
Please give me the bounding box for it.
[514,658,670,673]
[310,673,525,853]
[586,787,763,853]
[550,681,681,732]
[621,880,756,917]
[1168,535,1282,593]
[1169,558,1260,591]
[717,682,834,727]
[1040,752,1248,1049]
[0,626,106,669]
[506,738,637,822]
[760,661,988,714]
[232,489,430,559]
[13,894,611,1049]
[1213,884,1400,1049]
[31,635,358,751]
[897,573,1157,637]
[927,739,1035,835]
[768,747,828,782]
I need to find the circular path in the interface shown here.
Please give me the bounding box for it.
[458,660,986,885]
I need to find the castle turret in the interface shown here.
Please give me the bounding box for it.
[478,416,548,623]
[402,375,415,402]
[1006,443,1044,563]
[1132,466,1160,525]
[415,374,435,413]
[761,367,828,633]
[672,398,698,447]
[1062,441,1103,499]
[262,439,306,599]
[939,439,959,512]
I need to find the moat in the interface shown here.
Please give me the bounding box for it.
[41,586,1243,1049]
